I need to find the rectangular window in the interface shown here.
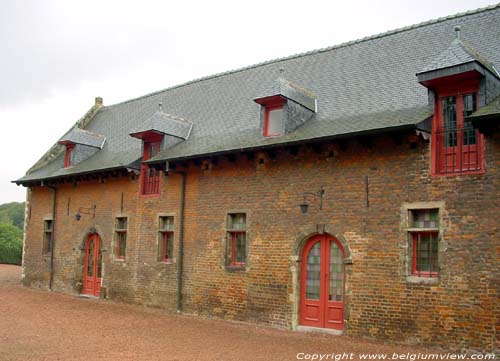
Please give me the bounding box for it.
[434,92,482,174]
[64,144,75,168]
[408,209,439,277]
[115,217,127,260]
[43,219,53,254]
[158,216,174,262]
[264,105,284,137]
[140,140,161,195]
[226,213,246,267]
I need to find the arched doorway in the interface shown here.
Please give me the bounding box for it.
[82,233,102,297]
[300,234,345,330]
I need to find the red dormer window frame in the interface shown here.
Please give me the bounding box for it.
[429,72,484,176]
[64,143,75,168]
[257,95,285,137]
[140,132,163,196]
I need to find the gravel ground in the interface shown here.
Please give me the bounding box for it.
[0,264,439,361]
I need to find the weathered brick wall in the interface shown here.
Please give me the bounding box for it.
[22,132,499,352]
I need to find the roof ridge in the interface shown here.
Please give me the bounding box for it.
[105,3,500,108]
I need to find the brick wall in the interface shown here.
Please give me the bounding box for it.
[22,132,499,352]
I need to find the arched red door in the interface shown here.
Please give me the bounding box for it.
[82,233,102,297]
[300,234,345,330]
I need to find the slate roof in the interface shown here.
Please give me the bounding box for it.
[468,94,500,120]
[130,110,193,140]
[254,76,317,112]
[417,36,500,78]
[15,4,500,184]
[59,128,106,148]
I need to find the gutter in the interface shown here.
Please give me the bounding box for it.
[167,168,186,313]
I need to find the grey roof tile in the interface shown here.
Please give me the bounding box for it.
[130,111,193,140]
[15,4,500,184]
[468,94,500,119]
[255,77,317,112]
[59,128,106,148]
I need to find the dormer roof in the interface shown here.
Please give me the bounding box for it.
[129,111,193,140]
[254,76,317,112]
[58,128,106,149]
[417,36,500,85]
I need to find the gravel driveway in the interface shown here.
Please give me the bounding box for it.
[0,264,439,360]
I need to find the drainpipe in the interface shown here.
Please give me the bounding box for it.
[169,170,186,313]
[48,185,57,291]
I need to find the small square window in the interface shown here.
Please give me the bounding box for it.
[115,217,127,260]
[226,213,247,267]
[410,209,439,228]
[43,219,53,254]
[263,104,284,137]
[159,216,174,262]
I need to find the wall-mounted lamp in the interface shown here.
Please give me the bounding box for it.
[75,205,96,221]
[299,187,325,214]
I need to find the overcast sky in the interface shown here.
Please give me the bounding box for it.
[0,0,497,204]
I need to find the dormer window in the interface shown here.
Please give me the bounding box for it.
[58,128,106,169]
[263,99,284,137]
[416,30,494,176]
[63,143,75,168]
[140,135,162,196]
[254,74,316,138]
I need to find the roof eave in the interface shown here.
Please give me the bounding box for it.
[146,123,418,165]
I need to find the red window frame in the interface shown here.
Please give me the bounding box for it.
[160,231,173,262]
[226,213,247,268]
[411,232,439,277]
[140,135,162,196]
[431,74,484,176]
[43,219,53,254]
[158,216,174,263]
[228,231,246,267]
[64,143,75,168]
[263,98,284,137]
[114,217,127,260]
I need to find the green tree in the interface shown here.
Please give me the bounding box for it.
[0,202,25,230]
[0,222,23,264]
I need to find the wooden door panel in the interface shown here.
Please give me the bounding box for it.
[82,234,102,297]
[300,235,345,330]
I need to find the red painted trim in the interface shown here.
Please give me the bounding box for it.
[299,234,345,330]
[229,231,245,267]
[130,130,164,141]
[263,103,284,137]
[140,138,162,196]
[82,233,102,297]
[431,80,484,176]
[64,143,75,168]
[411,232,438,278]
[160,231,173,262]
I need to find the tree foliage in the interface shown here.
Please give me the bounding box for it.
[0,202,25,230]
[0,222,23,264]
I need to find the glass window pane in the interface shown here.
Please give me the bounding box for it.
[228,213,246,230]
[267,108,283,135]
[415,233,438,275]
[97,249,102,278]
[412,209,439,228]
[442,97,457,147]
[87,240,94,276]
[234,233,246,264]
[306,242,321,300]
[329,241,344,301]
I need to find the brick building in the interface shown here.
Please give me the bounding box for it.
[14,6,500,352]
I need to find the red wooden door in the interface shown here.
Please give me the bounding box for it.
[300,234,345,330]
[82,233,102,297]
